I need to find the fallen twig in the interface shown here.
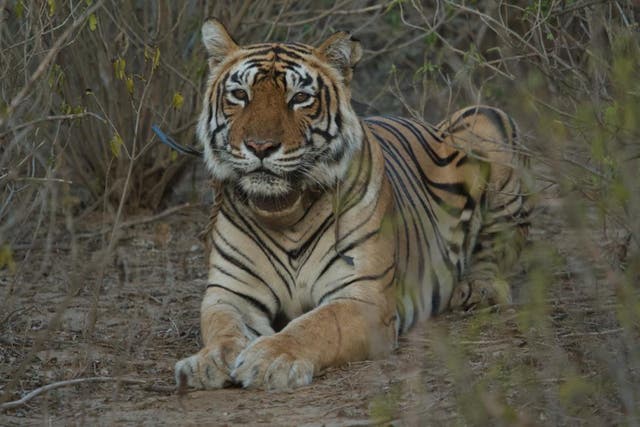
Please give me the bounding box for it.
[0,377,176,411]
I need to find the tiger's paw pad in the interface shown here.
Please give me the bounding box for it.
[231,337,314,390]
[175,341,244,389]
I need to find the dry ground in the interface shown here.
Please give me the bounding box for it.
[0,191,635,426]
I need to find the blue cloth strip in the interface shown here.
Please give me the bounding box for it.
[152,124,203,157]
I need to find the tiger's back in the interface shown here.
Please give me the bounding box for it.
[367,107,529,331]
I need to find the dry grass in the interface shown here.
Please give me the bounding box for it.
[1,1,639,425]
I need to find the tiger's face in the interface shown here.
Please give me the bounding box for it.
[197,20,363,212]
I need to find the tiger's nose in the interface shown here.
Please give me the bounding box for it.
[244,139,281,159]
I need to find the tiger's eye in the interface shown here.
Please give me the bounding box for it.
[292,92,311,104]
[231,89,248,101]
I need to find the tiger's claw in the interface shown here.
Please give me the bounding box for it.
[231,336,314,390]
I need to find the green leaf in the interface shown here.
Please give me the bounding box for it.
[153,47,161,70]
[113,58,126,80]
[0,245,17,274]
[89,14,97,31]
[110,133,123,158]
[126,76,134,94]
[15,1,24,18]
[172,92,184,110]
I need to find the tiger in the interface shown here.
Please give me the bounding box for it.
[174,19,531,390]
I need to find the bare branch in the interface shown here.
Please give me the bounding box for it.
[0,1,104,129]
[0,112,106,138]
[0,377,175,411]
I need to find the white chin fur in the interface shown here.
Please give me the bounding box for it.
[239,173,294,197]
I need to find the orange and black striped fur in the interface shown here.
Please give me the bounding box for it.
[175,19,531,390]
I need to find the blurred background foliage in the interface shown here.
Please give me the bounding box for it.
[1,1,638,229]
[0,0,639,424]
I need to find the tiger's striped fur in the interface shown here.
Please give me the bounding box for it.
[175,19,531,390]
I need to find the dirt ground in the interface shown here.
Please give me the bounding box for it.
[0,190,635,426]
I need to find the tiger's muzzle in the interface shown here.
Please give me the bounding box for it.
[244,138,281,160]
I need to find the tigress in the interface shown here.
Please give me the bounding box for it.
[174,19,531,390]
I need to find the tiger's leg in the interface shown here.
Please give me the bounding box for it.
[443,107,531,310]
[175,287,273,389]
[231,289,397,389]
[450,206,529,310]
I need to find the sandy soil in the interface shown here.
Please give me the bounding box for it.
[0,194,634,426]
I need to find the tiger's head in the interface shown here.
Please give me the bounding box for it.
[197,19,363,214]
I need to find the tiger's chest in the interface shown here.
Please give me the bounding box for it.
[209,193,365,320]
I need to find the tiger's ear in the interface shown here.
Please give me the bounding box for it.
[317,32,362,82]
[202,18,239,65]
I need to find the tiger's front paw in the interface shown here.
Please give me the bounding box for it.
[231,335,314,390]
[175,337,246,389]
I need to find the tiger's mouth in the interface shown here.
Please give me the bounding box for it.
[249,190,302,212]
